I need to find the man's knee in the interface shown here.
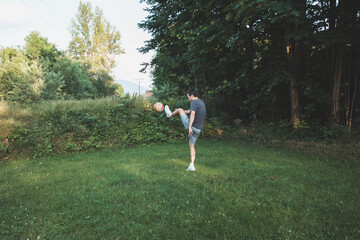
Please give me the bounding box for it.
[176,108,185,115]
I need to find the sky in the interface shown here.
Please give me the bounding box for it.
[0,0,154,88]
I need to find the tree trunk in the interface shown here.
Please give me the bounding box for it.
[286,38,301,128]
[330,0,345,123]
[332,44,343,123]
[285,0,306,129]
[346,50,360,129]
[344,1,359,129]
[289,76,300,127]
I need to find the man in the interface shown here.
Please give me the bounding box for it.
[164,89,206,171]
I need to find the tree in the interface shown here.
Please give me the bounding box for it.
[68,1,124,73]
[24,31,60,61]
[323,0,359,124]
[41,71,64,100]
[0,47,43,103]
[139,0,360,128]
[89,69,117,98]
[52,57,94,100]
[114,83,124,97]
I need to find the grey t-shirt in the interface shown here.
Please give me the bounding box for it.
[190,99,206,130]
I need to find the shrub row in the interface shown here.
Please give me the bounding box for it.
[1,97,359,160]
[210,119,360,159]
[1,97,189,160]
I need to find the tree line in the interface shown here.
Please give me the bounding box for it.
[139,0,360,129]
[0,1,124,104]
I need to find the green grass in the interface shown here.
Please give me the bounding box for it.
[1,139,359,240]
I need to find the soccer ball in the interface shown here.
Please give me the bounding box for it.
[154,102,164,112]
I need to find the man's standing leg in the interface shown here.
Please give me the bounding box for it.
[187,141,196,171]
[165,105,196,171]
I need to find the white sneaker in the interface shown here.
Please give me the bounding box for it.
[165,105,172,118]
[186,165,196,171]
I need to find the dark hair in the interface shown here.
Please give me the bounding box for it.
[187,88,198,97]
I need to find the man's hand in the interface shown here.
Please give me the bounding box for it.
[189,111,196,136]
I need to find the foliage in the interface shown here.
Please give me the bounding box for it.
[41,71,65,100]
[0,48,43,103]
[24,31,61,61]
[68,1,124,73]
[68,1,125,99]
[0,5,124,104]
[139,0,360,128]
[1,96,358,161]
[0,97,188,159]
[88,69,120,98]
[51,57,94,100]
[113,83,124,97]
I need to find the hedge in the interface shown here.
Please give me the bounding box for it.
[1,97,197,160]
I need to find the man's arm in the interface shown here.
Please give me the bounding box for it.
[188,111,196,135]
[184,110,191,114]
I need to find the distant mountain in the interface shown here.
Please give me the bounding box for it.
[115,79,152,95]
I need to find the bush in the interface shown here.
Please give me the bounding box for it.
[1,97,190,159]
[1,98,358,160]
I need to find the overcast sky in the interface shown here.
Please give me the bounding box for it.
[0,0,154,88]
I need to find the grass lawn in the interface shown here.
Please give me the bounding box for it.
[1,139,359,240]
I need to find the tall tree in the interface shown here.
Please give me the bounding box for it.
[324,0,358,124]
[68,1,124,73]
[283,0,307,128]
[139,0,360,127]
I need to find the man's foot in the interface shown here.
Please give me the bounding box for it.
[165,105,172,118]
[186,165,196,171]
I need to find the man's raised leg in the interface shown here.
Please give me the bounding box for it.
[165,105,172,117]
[165,105,185,118]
